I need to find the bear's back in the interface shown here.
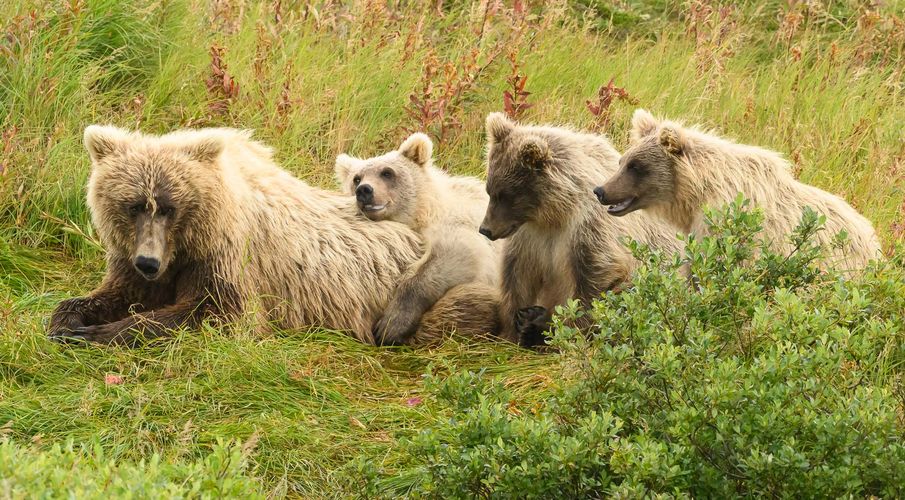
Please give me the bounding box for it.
[209,137,424,340]
[425,167,490,230]
[679,130,882,270]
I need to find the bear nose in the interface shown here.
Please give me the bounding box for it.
[356,184,373,202]
[134,256,160,276]
[593,186,606,204]
[478,227,494,240]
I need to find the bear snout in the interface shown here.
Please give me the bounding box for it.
[356,184,374,203]
[134,255,161,277]
[478,227,495,241]
[593,186,606,204]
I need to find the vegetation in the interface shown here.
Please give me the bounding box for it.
[0,440,262,498]
[355,201,905,497]
[1,0,902,497]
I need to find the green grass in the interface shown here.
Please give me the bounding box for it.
[1,0,903,496]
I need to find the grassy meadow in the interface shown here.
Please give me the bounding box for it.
[1,0,903,497]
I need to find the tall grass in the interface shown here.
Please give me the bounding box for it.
[0,0,903,496]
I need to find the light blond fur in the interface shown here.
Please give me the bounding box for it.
[61,126,485,345]
[336,133,501,345]
[619,109,882,272]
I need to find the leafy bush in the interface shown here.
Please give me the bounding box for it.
[0,439,262,498]
[352,200,905,498]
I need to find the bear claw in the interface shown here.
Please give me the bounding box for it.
[48,333,88,345]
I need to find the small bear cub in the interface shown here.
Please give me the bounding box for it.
[336,133,501,345]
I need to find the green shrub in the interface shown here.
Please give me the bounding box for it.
[0,439,263,498]
[353,199,905,498]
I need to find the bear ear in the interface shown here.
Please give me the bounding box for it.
[183,137,224,163]
[519,137,551,172]
[84,125,131,164]
[630,109,659,142]
[334,154,360,189]
[398,132,433,167]
[659,126,683,155]
[485,112,514,144]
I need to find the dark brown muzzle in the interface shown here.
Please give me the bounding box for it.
[479,209,519,241]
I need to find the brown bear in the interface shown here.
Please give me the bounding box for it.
[479,113,684,346]
[47,126,494,346]
[595,109,882,272]
[335,133,501,345]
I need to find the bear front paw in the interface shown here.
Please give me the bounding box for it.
[47,298,90,338]
[515,305,551,349]
[372,313,420,346]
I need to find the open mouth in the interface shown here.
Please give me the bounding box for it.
[361,203,386,213]
[607,197,637,216]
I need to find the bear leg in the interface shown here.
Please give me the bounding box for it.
[47,290,131,338]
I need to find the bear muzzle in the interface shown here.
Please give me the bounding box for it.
[594,185,638,217]
[593,186,607,204]
[355,184,374,204]
[134,255,161,278]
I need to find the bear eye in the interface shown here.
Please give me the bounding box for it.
[129,203,145,216]
[157,206,174,217]
[353,175,361,185]
[380,169,394,180]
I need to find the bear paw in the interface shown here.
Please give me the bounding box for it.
[372,313,420,346]
[47,297,91,337]
[515,305,551,349]
[50,323,131,346]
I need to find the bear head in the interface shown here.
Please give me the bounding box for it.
[334,132,432,226]
[84,125,224,281]
[595,109,684,217]
[479,112,550,241]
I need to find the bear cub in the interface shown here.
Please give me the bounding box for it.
[480,113,684,346]
[595,109,881,273]
[336,133,501,345]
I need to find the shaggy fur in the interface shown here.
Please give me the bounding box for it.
[47,126,483,345]
[596,109,882,272]
[480,113,684,346]
[336,133,501,345]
